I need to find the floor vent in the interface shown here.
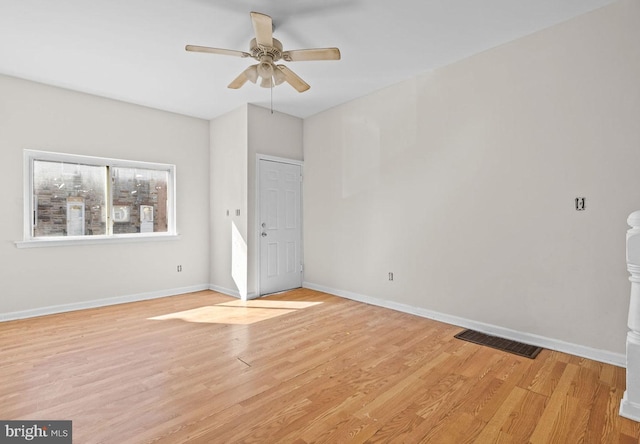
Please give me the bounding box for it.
[454,329,542,359]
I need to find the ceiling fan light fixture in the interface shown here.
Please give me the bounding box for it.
[260,77,273,88]
[257,61,274,79]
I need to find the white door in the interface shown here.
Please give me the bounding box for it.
[259,159,302,295]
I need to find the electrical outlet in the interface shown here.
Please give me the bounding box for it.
[575,197,586,211]
[388,272,394,281]
[177,265,182,272]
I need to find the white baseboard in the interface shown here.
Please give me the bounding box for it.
[620,391,640,421]
[303,281,626,368]
[0,284,210,322]
[209,284,240,298]
[208,284,259,300]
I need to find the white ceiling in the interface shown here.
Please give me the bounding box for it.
[0,0,615,120]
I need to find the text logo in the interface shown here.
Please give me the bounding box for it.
[0,421,71,443]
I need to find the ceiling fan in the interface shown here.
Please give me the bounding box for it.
[185,11,341,93]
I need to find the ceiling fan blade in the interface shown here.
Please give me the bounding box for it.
[228,65,259,89]
[273,66,287,85]
[250,11,273,48]
[228,72,248,89]
[282,48,341,62]
[185,45,250,58]
[277,65,310,93]
[245,65,259,84]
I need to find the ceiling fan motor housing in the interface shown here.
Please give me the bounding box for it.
[250,38,283,62]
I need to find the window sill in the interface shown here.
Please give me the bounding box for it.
[15,233,181,249]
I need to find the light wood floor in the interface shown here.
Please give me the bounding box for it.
[0,289,638,443]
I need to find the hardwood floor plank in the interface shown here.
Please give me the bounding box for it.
[0,289,638,443]
[527,359,568,397]
[582,383,618,443]
[469,361,529,424]
[529,363,580,443]
[503,389,548,441]
[473,385,527,442]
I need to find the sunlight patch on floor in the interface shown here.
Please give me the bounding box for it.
[148,300,322,325]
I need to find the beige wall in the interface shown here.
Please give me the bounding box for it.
[209,104,303,297]
[0,75,210,315]
[209,105,249,296]
[303,0,640,357]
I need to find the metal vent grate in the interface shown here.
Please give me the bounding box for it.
[454,329,542,359]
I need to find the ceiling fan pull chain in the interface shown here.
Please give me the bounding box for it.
[271,81,274,114]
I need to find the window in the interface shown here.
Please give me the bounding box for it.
[21,150,176,246]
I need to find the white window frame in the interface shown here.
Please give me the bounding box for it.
[16,150,178,248]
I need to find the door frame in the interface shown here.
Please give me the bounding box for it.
[255,154,304,297]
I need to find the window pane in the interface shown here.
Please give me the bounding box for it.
[33,160,107,237]
[111,167,168,234]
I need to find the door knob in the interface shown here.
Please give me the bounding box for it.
[261,232,267,237]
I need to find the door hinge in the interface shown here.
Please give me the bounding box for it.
[300,174,303,182]
[300,263,304,272]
